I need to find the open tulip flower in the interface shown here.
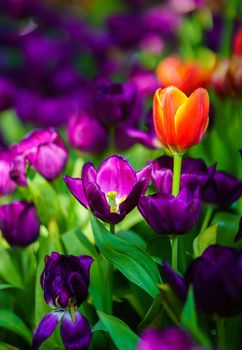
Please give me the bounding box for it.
[64,155,151,225]
[153,86,209,155]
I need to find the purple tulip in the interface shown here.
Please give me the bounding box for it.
[10,128,68,186]
[93,77,142,129]
[32,252,93,350]
[40,252,93,309]
[0,201,40,247]
[202,171,242,207]
[0,150,17,196]
[67,110,108,154]
[137,327,205,350]
[138,187,202,236]
[64,155,151,225]
[163,245,242,318]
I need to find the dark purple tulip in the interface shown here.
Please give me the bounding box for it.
[202,171,242,207]
[0,150,17,196]
[129,65,160,96]
[137,327,205,350]
[138,187,202,236]
[163,245,242,318]
[10,128,68,186]
[40,252,93,309]
[64,155,151,225]
[93,77,141,129]
[0,201,40,247]
[33,251,93,350]
[67,111,108,154]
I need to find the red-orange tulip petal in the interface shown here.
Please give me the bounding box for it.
[175,88,209,152]
[153,87,187,151]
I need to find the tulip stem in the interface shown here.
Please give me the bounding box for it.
[172,153,182,197]
[217,319,225,349]
[110,224,115,234]
[171,154,182,272]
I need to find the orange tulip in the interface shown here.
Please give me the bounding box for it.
[153,86,209,154]
[156,56,213,95]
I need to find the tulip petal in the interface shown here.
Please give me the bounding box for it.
[32,311,64,350]
[64,175,89,208]
[175,88,209,151]
[153,87,187,150]
[60,311,92,350]
[96,155,136,199]
[82,162,97,187]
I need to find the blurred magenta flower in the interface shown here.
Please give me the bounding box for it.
[67,110,108,154]
[138,186,202,236]
[64,155,151,225]
[0,201,40,247]
[163,245,242,318]
[32,252,93,350]
[137,327,205,350]
[10,128,68,186]
[0,150,17,196]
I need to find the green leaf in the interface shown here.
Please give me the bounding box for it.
[212,212,241,248]
[94,311,139,350]
[62,229,97,258]
[116,230,146,250]
[27,172,63,226]
[193,224,218,257]
[0,284,18,291]
[0,250,24,289]
[0,310,32,344]
[158,283,182,324]
[91,216,161,298]
[0,342,20,350]
[138,294,163,331]
[146,236,171,262]
[181,287,212,347]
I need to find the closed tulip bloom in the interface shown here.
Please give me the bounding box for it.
[0,201,40,247]
[163,245,242,318]
[138,187,202,236]
[137,327,206,350]
[10,128,68,186]
[64,155,151,225]
[153,86,209,154]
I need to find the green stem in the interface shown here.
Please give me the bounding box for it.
[200,205,214,233]
[170,154,182,272]
[171,237,178,272]
[217,319,226,349]
[110,224,115,234]
[172,154,182,197]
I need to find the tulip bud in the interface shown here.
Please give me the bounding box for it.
[0,201,40,247]
[153,86,209,154]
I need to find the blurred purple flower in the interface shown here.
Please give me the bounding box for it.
[0,201,40,247]
[32,252,93,350]
[138,186,202,236]
[67,110,108,154]
[64,155,151,225]
[0,150,17,196]
[202,170,242,207]
[137,327,205,350]
[93,77,142,129]
[0,77,16,111]
[10,128,68,186]
[163,245,242,318]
